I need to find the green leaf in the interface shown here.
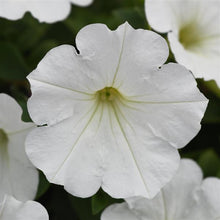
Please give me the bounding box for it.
[9,84,32,122]
[202,99,220,124]
[217,169,220,178]
[69,195,99,220]
[0,42,29,80]
[35,171,50,199]
[16,13,48,52]
[198,149,220,177]
[91,190,121,215]
[201,79,220,99]
[113,7,147,29]
[27,40,58,69]
[42,22,74,43]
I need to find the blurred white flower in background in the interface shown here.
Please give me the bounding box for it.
[0,93,38,202]
[145,0,220,87]
[0,0,93,23]
[0,195,49,220]
[26,22,207,199]
[101,159,220,220]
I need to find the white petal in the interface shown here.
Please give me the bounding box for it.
[101,203,139,220]
[193,178,220,219]
[124,159,202,220]
[160,159,203,219]
[27,45,97,126]
[27,23,207,199]
[75,23,129,88]
[0,94,38,202]
[119,63,208,149]
[25,1,71,24]
[0,130,38,202]
[125,195,165,220]
[76,23,168,89]
[26,99,180,199]
[102,103,180,199]
[102,159,219,220]
[168,32,220,87]
[0,2,26,20]
[145,0,220,87]
[27,98,179,199]
[0,195,48,220]
[71,0,93,6]
[111,24,169,88]
[0,0,92,23]
[145,0,175,33]
[145,0,206,33]
[0,93,33,133]
[101,159,203,220]
[28,23,168,125]
[26,101,104,197]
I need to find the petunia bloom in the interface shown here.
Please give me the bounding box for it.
[0,93,38,202]
[0,195,49,220]
[145,0,220,87]
[26,22,208,199]
[101,159,220,220]
[0,0,93,23]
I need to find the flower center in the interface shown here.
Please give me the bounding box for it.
[178,22,203,50]
[97,87,120,102]
[0,129,8,147]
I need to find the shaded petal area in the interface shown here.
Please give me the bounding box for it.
[168,32,220,87]
[102,159,218,220]
[190,178,220,220]
[127,160,203,220]
[0,94,38,202]
[158,159,203,220]
[145,0,220,87]
[145,0,202,33]
[0,94,33,133]
[101,203,139,220]
[0,129,38,202]
[0,195,48,220]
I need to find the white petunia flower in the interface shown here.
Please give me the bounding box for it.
[101,159,220,220]
[26,22,208,199]
[0,195,49,220]
[0,93,38,202]
[145,0,220,87]
[0,0,93,23]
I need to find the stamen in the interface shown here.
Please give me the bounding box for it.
[97,87,121,102]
